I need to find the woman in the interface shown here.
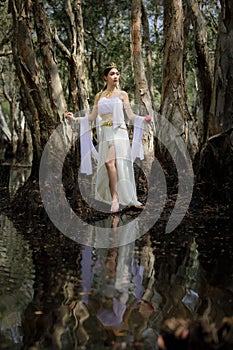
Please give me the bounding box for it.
[66,63,152,213]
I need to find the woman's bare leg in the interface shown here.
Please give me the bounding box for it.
[105,144,119,212]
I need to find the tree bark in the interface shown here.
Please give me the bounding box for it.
[54,0,89,111]
[9,0,50,176]
[161,0,187,137]
[131,0,153,114]
[141,2,156,110]
[186,0,213,145]
[33,0,67,124]
[161,0,199,157]
[131,0,154,178]
[0,103,11,142]
[197,0,233,206]
[208,0,233,136]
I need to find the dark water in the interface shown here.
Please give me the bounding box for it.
[0,166,233,349]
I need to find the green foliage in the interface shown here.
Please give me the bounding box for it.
[0,0,220,117]
[1,100,10,116]
[82,0,132,95]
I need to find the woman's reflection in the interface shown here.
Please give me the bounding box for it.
[21,215,158,349]
[78,214,157,346]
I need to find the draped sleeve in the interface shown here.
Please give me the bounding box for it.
[131,115,145,162]
[80,116,98,175]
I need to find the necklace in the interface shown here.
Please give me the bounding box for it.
[105,89,115,98]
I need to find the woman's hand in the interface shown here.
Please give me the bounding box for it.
[65,111,75,120]
[144,115,153,123]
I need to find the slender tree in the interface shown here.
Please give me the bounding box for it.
[142,1,156,110]
[131,0,153,114]
[186,0,213,145]
[54,0,88,111]
[32,0,67,123]
[161,0,187,138]
[131,0,154,176]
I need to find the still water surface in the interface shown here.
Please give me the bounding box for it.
[0,166,233,349]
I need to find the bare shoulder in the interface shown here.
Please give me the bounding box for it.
[94,91,102,104]
[118,90,129,101]
[96,91,103,99]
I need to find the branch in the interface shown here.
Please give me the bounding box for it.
[84,29,108,50]
[53,27,71,59]
[0,50,12,57]
[64,0,77,55]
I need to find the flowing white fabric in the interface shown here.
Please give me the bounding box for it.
[79,97,146,206]
[95,97,142,207]
[80,116,98,175]
[131,115,145,162]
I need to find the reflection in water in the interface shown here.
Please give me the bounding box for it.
[155,219,233,326]
[78,215,159,347]
[155,235,201,321]
[0,204,233,348]
[8,166,31,198]
[181,240,200,312]
[20,215,159,349]
[194,222,233,324]
[0,215,35,348]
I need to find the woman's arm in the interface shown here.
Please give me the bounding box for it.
[121,91,136,121]
[88,93,100,121]
[65,93,99,122]
[121,91,152,123]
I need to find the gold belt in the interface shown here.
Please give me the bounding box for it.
[102,120,127,130]
[101,115,127,130]
[102,119,113,127]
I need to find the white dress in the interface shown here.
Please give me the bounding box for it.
[95,96,142,207]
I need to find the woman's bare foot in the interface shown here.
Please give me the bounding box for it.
[110,199,119,213]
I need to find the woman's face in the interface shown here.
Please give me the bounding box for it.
[105,68,120,86]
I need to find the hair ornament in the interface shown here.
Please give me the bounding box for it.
[105,62,118,69]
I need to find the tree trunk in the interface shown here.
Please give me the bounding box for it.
[131,0,153,114]
[161,0,187,137]
[8,0,76,221]
[141,2,156,110]
[73,0,89,110]
[161,0,199,157]
[1,58,31,163]
[197,0,233,207]
[208,0,233,136]
[54,0,89,111]
[131,0,154,178]
[33,0,67,124]
[0,103,11,143]
[15,111,32,165]
[9,0,51,177]
[186,0,213,145]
